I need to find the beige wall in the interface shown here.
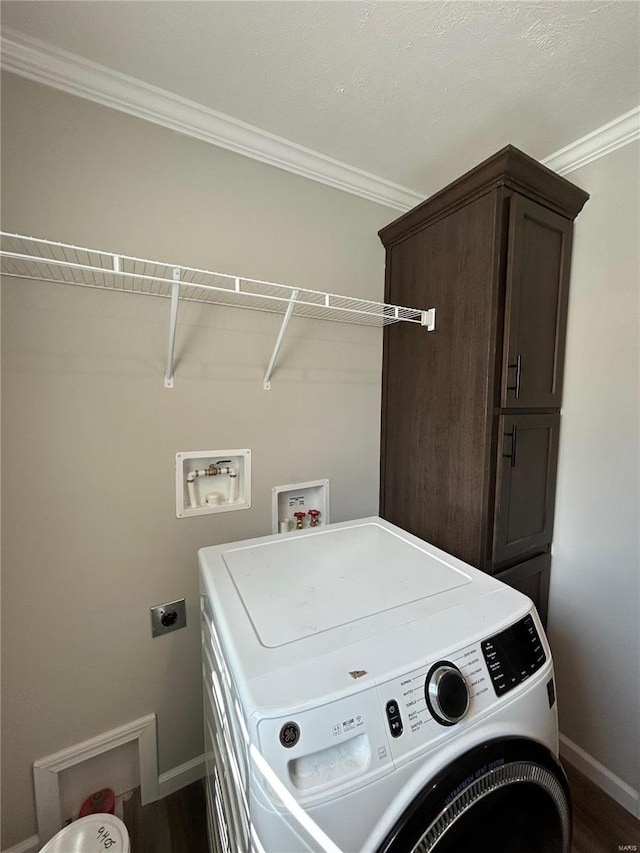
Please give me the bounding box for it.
[0,73,396,847]
[3,69,639,848]
[550,142,640,796]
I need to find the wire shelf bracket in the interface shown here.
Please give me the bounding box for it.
[263,289,300,390]
[0,232,436,389]
[164,267,181,389]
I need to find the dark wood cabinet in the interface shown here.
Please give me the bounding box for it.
[501,197,575,409]
[493,413,560,564]
[494,552,552,627]
[379,146,588,624]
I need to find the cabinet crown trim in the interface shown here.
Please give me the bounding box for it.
[379,145,590,247]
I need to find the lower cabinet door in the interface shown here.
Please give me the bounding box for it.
[493,413,560,564]
[495,552,551,627]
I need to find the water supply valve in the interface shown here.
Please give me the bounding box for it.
[293,511,306,530]
[308,509,321,527]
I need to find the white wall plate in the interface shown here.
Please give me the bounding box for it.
[271,479,330,533]
[176,450,251,518]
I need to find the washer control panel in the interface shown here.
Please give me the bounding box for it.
[481,613,546,697]
[379,638,494,762]
[378,610,549,763]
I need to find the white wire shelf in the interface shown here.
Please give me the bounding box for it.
[0,232,436,388]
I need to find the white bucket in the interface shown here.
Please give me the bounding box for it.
[39,814,130,853]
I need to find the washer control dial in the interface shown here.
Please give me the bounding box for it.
[425,661,469,726]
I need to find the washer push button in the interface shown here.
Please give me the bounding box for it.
[386,700,403,737]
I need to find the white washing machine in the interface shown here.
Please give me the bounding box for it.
[198,517,571,853]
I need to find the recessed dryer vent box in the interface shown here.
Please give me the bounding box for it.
[272,479,330,533]
[176,450,251,518]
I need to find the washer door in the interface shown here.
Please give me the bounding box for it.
[377,738,571,853]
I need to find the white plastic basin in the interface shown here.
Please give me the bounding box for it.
[39,814,130,853]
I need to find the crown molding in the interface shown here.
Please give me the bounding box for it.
[2,29,638,208]
[0,29,424,212]
[542,106,640,176]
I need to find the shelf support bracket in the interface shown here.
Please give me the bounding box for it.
[164,268,181,389]
[263,289,299,390]
[421,308,436,331]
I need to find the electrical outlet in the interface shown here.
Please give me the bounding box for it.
[150,598,187,637]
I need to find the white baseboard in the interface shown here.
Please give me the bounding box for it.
[158,753,206,800]
[1,837,40,853]
[559,732,640,818]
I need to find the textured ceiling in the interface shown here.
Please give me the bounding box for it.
[2,1,639,195]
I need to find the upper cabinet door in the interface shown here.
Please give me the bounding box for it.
[501,196,574,409]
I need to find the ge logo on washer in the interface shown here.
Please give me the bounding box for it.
[279,721,300,748]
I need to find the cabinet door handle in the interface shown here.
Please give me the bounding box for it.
[503,424,518,468]
[507,354,522,399]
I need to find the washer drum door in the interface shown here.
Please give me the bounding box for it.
[377,737,571,853]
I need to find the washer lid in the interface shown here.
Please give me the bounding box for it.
[221,521,471,647]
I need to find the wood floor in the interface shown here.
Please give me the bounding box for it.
[564,762,640,853]
[123,782,208,853]
[125,760,639,852]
